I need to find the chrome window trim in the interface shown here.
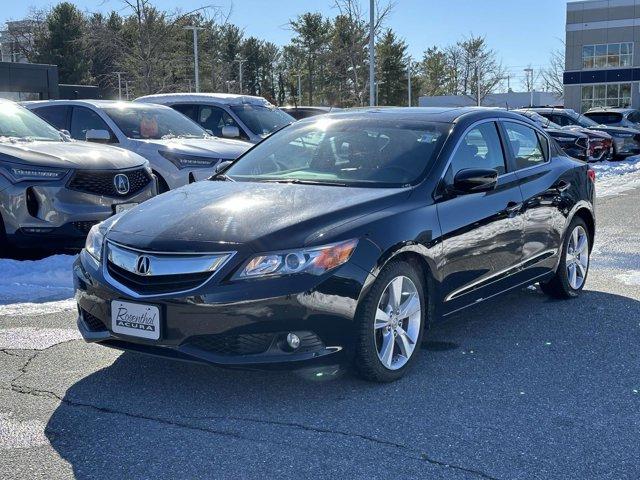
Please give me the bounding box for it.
[102,240,237,299]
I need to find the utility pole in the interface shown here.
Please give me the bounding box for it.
[524,68,534,107]
[294,73,302,105]
[406,57,412,107]
[369,0,375,106]
[184,26,204,92]
[114,72,125,100]
[124,80,130,100]
[235,58,246,94]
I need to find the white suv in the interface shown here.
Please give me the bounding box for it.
[25,100,250,192]
[134,93,294,144]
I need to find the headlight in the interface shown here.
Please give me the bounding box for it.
[159,150,220,169]
[85,224,105,261]
[0,163,69,183]
[237,239,358,279]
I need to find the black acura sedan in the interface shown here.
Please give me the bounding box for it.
[74,108,595,382]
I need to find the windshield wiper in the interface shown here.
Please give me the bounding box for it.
[258,178,348,187]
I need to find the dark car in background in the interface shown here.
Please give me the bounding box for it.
[515,109,612,161]
[279,106,342,120]
[0,100,156,252]
[73,107,595,382]
[584,107,640,129]
[515,110,589,160]
[531,107,639,159]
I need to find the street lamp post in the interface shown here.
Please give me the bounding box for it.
[369,0,375,106]
[235,58,246,94]
[114,72,125,100]
[524,68,534,107]
[184,26,204,93]
[406,56,412,107]
[469,57,481,106]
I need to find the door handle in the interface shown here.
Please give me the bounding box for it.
[556,180,571,192]
[505,201,522,215]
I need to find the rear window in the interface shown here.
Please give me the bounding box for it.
[584,112,623,124]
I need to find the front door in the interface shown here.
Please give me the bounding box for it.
[436,121,525,315]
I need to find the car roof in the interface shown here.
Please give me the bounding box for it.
[300,106,534,125]
[22,99,176,110]
[281,105,341,112]
[585,107,634,114]
[133,93,273,107]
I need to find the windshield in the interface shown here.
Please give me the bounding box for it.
[0,103,62,142]
[226,117,448,187]
[104,104,207,140]
[230,104,293,136]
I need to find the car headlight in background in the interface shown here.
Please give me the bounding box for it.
[0,163,70,183]
[159,150,221,169]
[237,239,359,279]
[85,224,105,262]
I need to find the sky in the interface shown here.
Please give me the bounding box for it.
[1,0,571,90]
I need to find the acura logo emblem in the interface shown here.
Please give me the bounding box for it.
[135,255,151,275]
[114,174,130,195]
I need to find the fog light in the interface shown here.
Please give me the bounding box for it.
[286,333,300,350]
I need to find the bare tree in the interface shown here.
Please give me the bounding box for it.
[541,47,565,97]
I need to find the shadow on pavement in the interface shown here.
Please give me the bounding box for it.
[43,288,640,479]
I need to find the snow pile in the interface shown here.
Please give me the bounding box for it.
[0,255,76,306]
[592,156,640,198]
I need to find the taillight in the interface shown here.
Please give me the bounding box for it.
[587,169,596,183]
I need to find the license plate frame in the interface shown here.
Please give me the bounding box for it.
[111,300,161,340]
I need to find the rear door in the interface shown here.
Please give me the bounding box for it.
[501,120,566,279]
[436,121,525,314]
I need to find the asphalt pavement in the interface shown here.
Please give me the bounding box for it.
[1,187,639,480]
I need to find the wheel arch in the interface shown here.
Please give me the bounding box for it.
[571,206,595,252]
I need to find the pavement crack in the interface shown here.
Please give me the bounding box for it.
[190,414,500,480]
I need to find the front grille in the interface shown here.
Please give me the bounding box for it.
[68,168,151,197]
[188,333,276,356]
[73,220,99,234]
[107,262,212,295]
[82,310,106,331]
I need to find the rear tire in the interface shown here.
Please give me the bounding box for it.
[354,260,426,382]
[540,217,590,299]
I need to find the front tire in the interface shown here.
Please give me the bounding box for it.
[354,260,426,382]
[540,218,590,299]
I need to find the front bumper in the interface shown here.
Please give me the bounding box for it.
[1,175,156,249]
[73,248,374,369]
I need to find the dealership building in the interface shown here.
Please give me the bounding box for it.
[564,0,640,111]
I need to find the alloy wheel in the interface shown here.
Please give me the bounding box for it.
[374,275,421,370]
[566,225,589,290]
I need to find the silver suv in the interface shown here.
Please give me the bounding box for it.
[25,100,250,192]
[134,93,294,144]
[0,100,156,251]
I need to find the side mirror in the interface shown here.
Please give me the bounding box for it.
[221,125,240,139]
[448,168,498,194]
[85,129,111,143]
[215,160,233,173]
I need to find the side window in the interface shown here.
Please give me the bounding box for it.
[32,106,68,130]
[70,107,113,141]
[503,122,546,170]
[551,114,572,127]
[198,106,248,140]
[172,104,198,121]
[446,122,506,183]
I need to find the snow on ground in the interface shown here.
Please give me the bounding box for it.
[0,255,76,313]
[592,155,640,198]
[615,271,640,286]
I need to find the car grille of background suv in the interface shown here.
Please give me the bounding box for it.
[68,168,151,197]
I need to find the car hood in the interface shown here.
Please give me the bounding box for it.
[578,125,639,137]
[0,140,146,169]
[130,137,249,160]
[107,180,409,252]
[561,126,612,139]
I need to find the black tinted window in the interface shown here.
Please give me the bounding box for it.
[446,122,506,183]
[172,104,198,121]
[32,106,68,130]
[70,107,112,141]
[198,106,245,138]
[585,112,622,124]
